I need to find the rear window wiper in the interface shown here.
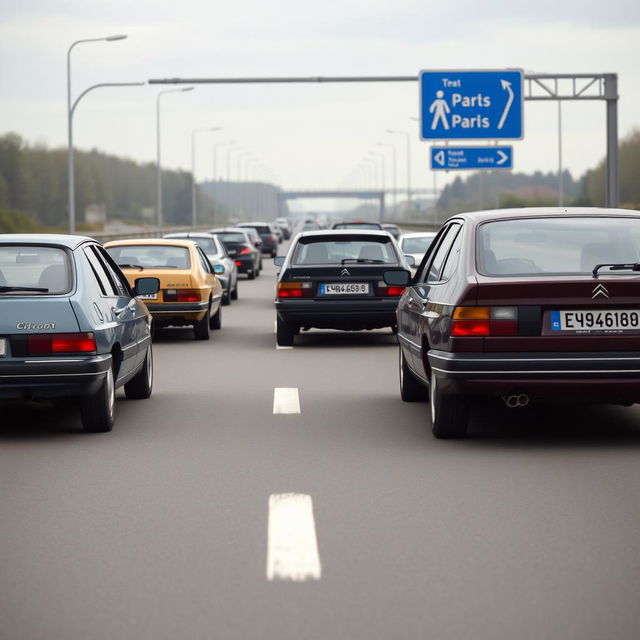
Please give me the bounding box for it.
[593,263,640,277]
[117,263,144,271]
[0,285,49,293]
[341,258,386,264]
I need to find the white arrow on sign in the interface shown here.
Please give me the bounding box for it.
[434,150,445,167]
[497,80,514,130]
[496,150,509,165]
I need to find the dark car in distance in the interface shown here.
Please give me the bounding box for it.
[209,228,262,279]
[331,221,384,231]
[395,208,640,438]
[0,235,159,432]
[274,230,413,346]
[236,222,279,258]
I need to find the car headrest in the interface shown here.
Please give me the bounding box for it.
[304,244,329,263]
[38,264,69,292]
[358,244,384,261]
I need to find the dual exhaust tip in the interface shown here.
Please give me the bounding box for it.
[503,393,530,409]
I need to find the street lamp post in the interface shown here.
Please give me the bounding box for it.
[191,127,221,226]
[67,33,128,234]
[387,129,411,213]
[377,142,397,214]
[210,140,235,227]
[156,87,194,227]
[368,151,386,220]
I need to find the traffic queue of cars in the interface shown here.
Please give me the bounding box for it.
[3,208,640,441]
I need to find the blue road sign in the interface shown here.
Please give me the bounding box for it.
[420,70,523,140]
[430,146,513,170]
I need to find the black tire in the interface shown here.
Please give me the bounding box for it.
[194,306,211,340]
[210,304,222,330]
[81,365,115,433]
[399,348,426,402]
[231,285,238,300]
[430,375,468,439]
[276,316,295,346]
[124,344,153,399]
[151,321,161,341]
[222,290,231,306]
[247,269,256,280]
[271,250,278,259]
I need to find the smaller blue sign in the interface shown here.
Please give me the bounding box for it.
[430,146,513,171]
[550,311,561,331]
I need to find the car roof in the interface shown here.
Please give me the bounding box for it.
[401,231,438,239]
[237,221,270,226]
[163,232,217,239]
[0,233,95,249]
[104,238,197,249]
[296,229,393,240]
[209,228,248,233]
[448,207,640,225]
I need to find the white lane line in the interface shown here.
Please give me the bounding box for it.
[273,387,300,414]
[267,493,322,582]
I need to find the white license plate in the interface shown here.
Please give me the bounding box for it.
[138,293,157,300]
[320,282,369,295]
[0,338,6,357]
[551,309,640,332]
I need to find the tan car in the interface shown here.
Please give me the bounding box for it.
[104,238,223,340]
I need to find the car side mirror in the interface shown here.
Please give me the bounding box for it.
[213,264,225,275]
[134,277,160,296]
[274,256,285,267]
[383,270,410,286]
[403,254,416,267]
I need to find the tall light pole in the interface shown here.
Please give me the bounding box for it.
[67,33,128,234]
[377,141,397,214]
[210,140,235,227]
[387,129,411,213]
[237,152,251,216]
[191,127,221,226]
[156,87,193,227]
[368,151,386,221]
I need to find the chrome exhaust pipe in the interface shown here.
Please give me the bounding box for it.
[504,393,530,408]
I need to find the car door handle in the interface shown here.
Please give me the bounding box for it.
[112,306,129,317]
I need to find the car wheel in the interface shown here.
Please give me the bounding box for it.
[124,344,153,399]
[210,304,222,330]
[247,269,256,280]
[430,375,468,439]
[276,316,295,346]
[194,306,211,340]
[222,290,231,306]
[80,365,115,433]
[151,321,161,341]
[271,250,278,259]
[231,286,238,300]
[399,348,425,402]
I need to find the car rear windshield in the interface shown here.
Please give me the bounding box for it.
[334,223,382,230]
[239,225,270,234]
[0,245,71,294]
[190,237,219,256]
[402,236,436,254]
[106,245,191,269]
[292,238,397,265]
[216,233,247,244]
[477,217,640,276]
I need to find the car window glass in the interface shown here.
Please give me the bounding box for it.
[424,225,460,283]
[440,227,464,281]
[84,247,117,296]
[196,248,211,273]
[93,246,129,296]
[0,245,71,295]
[291,239,397,265]
[105,245,191,269]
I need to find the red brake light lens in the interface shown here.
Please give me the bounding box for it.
[375,281,405,297]
[451,307,517,337]
[277,282,313,298]
[163,289,201,302]
[238,247,252,255]
[28,333,97,355]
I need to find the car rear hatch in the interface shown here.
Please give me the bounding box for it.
[121,268,195,303]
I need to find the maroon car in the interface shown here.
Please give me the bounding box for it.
[394,208,640,438]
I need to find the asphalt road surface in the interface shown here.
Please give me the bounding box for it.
[2,246,640,640]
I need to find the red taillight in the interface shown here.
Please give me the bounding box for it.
[163,289,201,302]
[451,307,518,337]
[277,282,313,298]
[239,247,252,255]
[267,236,275,242]
[235,260,243,266]
[376,282,405,297]
[28,333,97,355]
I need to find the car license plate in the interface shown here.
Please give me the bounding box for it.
[551,309,640,332]
[320,283,369,295]
[0,338,6,357]
[138,293,157,300]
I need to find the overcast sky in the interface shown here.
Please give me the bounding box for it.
[1,0,639,210]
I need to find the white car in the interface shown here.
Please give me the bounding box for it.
[400,232,438,270]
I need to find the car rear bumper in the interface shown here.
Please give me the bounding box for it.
[146,301,209,322]
[232,257,255,273]
[276,299,399,329]
[429,350,640,401]
[0,354,112,399]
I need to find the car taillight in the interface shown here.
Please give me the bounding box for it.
[28,333,97,355]
[451,306,517,336]
[164,289,201,302]
[239,247,252,255]
[267,236,275,243]
[235,260,243,266]
[376,281,405,297]
[277,282,313,298]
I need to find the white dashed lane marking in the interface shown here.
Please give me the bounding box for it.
[273,387,301,414]
[267,493,322,582]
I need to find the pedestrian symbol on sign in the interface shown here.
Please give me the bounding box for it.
[429,90,450,130]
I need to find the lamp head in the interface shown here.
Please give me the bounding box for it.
[182,87,195,93]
